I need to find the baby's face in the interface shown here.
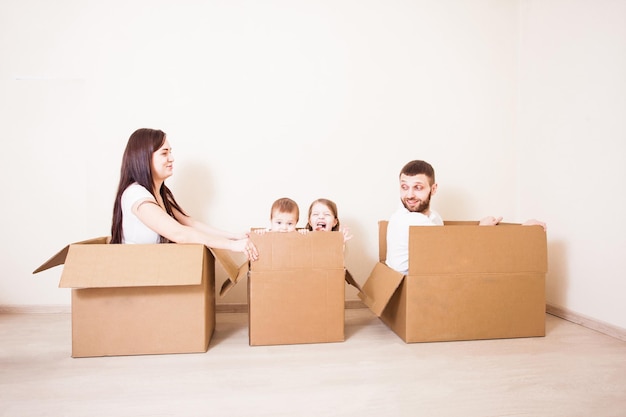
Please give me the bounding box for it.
[270,210,298,232]
[309,202,338,231]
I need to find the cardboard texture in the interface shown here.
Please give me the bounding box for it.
[359,221,548,343]
[34,239,225,358]
[221,231,349,346]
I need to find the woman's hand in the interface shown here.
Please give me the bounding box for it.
[233,238,259,261]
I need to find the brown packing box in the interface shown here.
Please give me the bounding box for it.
[359,221,548,343]
[220,231,357,346]
[33,238,244,358]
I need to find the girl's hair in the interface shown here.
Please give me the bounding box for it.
[270,197,299,221]
[110,128,186,244]
[306,198,340,231]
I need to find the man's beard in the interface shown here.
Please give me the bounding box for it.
[402,192,431,213]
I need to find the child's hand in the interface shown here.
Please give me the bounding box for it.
[340,226,353,242]
[479,216,503,226]
[298,229,309,235]
[523,219,547,231]
[253,228,268,235]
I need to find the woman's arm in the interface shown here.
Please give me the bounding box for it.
[174,210,249,240]
[133,201,258,259]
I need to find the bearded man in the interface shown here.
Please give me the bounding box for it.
[385,160,445,274]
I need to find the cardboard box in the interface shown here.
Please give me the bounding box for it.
[221,231,357,346]
[359,221,548,343]
[33,237,233,358]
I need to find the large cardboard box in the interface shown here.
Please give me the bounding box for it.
[359,221,548,343]
[33,238,230,358]
[221,232,356,346]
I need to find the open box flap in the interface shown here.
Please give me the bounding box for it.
[60,243,206,288]
[344,269,362,292]
[209,247,249,297]
[33,237,109,274]
[218,259,249,297]
[358,262,405,317]
[407,223,547,275]
[35,237,248,290]
[210,247,247,281]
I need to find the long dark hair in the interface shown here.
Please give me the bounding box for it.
[110,128,186,244]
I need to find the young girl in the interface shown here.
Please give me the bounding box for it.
[306,198,352,242]
[110,128,258,261]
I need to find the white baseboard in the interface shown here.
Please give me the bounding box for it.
[3,302,623,342]
[546,304,626,342]
[0,305,71,314]
[0,300,367,315]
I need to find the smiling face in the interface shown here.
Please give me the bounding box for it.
[151,139,174,184]
[270,209,298,232]
[399,173,437,214]
[308,202,338,231]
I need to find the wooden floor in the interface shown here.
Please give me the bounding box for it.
[1,309,625,417]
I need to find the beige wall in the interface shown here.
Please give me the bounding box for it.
[1,1,624,330]
[517,0,626,328]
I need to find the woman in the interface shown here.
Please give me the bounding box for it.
[111,128,258,261]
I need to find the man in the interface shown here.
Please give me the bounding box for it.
[385,160,507,274]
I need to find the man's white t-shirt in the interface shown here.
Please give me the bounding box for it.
[385,205,444,274]
[121,183,160,244]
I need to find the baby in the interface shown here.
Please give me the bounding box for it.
[264,197,300,233]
